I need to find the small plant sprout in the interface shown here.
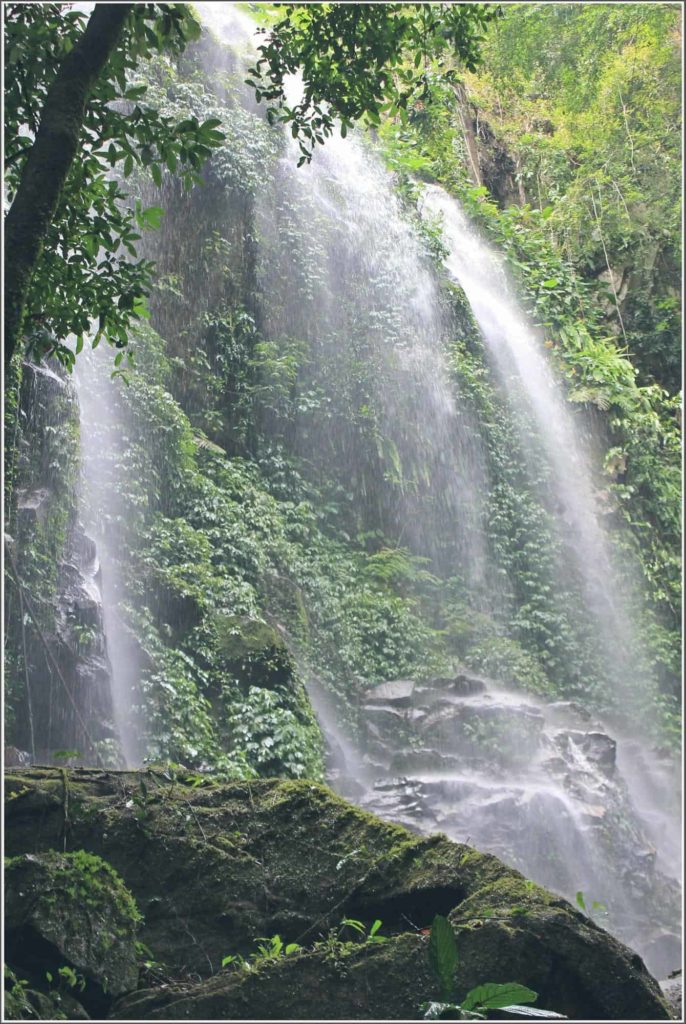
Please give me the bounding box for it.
[221,934,302,972]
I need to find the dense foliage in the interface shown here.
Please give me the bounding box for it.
[3,3,681,772]
[246,2,497,164]
[3,2,225,367]
[464,3,682,393]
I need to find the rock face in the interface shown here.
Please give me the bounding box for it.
[6,849,141,1017]
[334,671,681,979]
[4,767,671,1021]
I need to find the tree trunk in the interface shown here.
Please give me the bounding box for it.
[452,83,482,188]
[3,3,133,368]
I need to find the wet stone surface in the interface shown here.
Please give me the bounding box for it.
[326,671,682,981]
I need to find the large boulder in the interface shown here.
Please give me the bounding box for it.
[5,849,141,1011]
[4,767,671,1021]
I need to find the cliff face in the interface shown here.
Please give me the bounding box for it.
[4,768,672,1021]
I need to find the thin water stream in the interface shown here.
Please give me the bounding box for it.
[76,348,143,767]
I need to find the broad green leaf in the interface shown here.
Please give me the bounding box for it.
[124,84,148,99]
[461,982,538,1012]
[428,914,458,1002]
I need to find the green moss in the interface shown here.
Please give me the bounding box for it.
[4,769,672,1020]
[6,849,141,998]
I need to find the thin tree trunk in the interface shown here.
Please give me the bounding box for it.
[4,3,132,368]
[452,83,482,188]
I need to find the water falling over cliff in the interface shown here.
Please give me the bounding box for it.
[420,186,652,718]
[64,4,681,978]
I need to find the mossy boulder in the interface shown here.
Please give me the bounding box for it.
[5,850,141,1002]
[214,615,325,778]
[5,768,671,1020]
[216,615,296,690]
[113,933,435,1020]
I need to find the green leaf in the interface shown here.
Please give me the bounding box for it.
[340,917,366,934]
[541,278,559,288]
[575,890,587,912]
[141,206,164,230]
[52,749,81,761]
[461,982,538,1013]
[428,915,458,1002]
[133,296,150,320]
[151,163,162,187]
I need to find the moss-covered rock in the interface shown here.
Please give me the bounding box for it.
[113,933,435,1020]
[215,614,324,778]
[5,768,670,1021]
[5,850,141,1000]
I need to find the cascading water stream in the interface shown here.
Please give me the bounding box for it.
[69,4,680,977]
[75,347,143,767]
[419,187,648,712]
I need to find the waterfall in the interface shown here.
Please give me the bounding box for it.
[420,186,650,714]
[64,4,680,978]
[75,347,144,767]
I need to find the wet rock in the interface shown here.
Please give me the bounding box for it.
[323,733,348,774]
[16,488,51,527]
[4,746,32,767]
[557,730,616,776]
[545,701,593,726]
[659,969,682,1020]
[5,850,141,999]
[582,732,617,774]
[350,676,679,984]
[363,704,407,738]
[364,678,415,707]
[450,669,491,695]
[644,933,683,984]
[5,768,673,1021]
[360,752,389,775]
[327,770,365,800]
[580,803,607,825]
[389,748,464,774]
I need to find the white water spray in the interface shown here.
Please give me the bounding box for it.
[76,348,143,767]
[421,186,648,706]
